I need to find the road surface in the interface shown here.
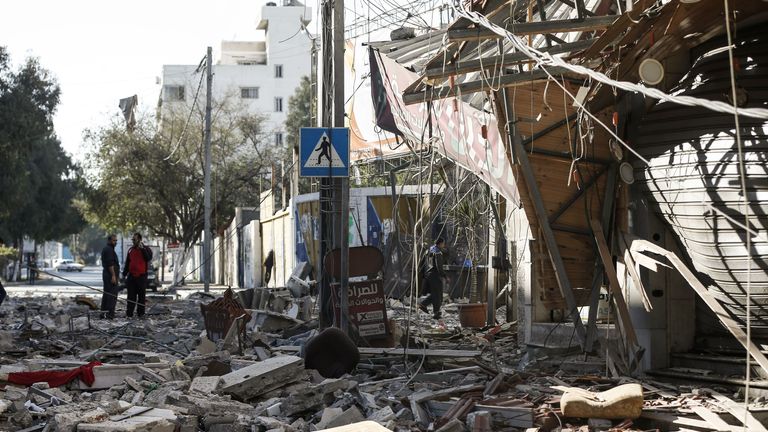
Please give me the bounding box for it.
[4,266,225,300]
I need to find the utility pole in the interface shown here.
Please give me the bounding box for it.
[335,0,350,334]
[319,0,348,332]
[203,46,213,293]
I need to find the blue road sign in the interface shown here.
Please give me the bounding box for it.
[299,128,349,178]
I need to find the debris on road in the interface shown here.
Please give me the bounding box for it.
[0,289,763,431]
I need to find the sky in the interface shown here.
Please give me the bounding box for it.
[1,0,320,160]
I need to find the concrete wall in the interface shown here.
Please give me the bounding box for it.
[260,209,294,287]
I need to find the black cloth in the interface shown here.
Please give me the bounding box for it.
[419,245,446,318]
[264,251,274,286]
[101,244,119,274]
[100,270,118,318]
[125,274,147,317]
[100,243,119,318]
[304,327,360,378]
[0,280,6,307]
[419,272,444,318]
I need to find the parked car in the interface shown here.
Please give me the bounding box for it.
[54,259,84,272]
[147,265,159,292]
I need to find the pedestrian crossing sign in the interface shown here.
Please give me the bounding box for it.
[299,127,349,177]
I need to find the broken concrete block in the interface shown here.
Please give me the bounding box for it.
[435,418,466,432]
[317,408,344,430]
[188,376,220,395]
[317,420,396,431]
[77,407,177,432]
[0,399,11,415]
[467,411,492,432]
[286,261,313,297]
[368,406,395,424]
[281,378,353,416]
[560,383,643,420]
[51,407,110,432]
[219,355,303,401]
[395,407,414,421]
[325,406,366,429]
[588,418,613,430]
[266,402,282,416]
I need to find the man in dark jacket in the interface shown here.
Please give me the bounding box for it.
[100,235,120,319]
[123,233,153,318]
[419,237,448,319]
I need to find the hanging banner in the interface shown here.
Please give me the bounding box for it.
[369,48,520,206]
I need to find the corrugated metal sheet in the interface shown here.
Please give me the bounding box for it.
[634,24,768,337]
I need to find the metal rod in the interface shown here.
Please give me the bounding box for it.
[203,46,213,293]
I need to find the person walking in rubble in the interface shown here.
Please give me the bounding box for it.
[123,233,153,318]
[419,237,448,320]
[100,235,120,319]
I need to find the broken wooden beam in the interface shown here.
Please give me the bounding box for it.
[403,67,570,105]
[446,16,620,43]
[627,235,768,376]
[423,39,595,80]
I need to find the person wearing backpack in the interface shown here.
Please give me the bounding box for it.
[418,237,448,320]
[123,233,153,318]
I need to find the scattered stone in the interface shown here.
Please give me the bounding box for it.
[219,355,303,401]
[325,406,366,429]
[188,376,220,395]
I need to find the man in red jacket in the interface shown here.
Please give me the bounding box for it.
[122,233,153,318]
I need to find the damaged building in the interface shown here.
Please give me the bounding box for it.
[1,0,768,431]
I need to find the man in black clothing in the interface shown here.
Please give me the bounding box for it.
[419,237,448,319]
[100,235,120,319]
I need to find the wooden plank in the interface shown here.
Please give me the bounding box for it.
[274,346,481,358]
[591,220,639,347]
[412,384,485,403]
[514,138,587,348]
[640,411,724,431]
[426,400,534,428]
[705,389,768,432]
[628,236,768,377]
[403,67,570,105]
[690,406,737,432]
[622,247,653,312]
[447,16,620,42]
[424,39,596,80]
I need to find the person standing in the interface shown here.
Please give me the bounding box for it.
[419,237,448,320]
[123,233,153,318]
[263,250,274,287]
[100,235,120,319]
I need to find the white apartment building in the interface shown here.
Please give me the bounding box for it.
[159,1,313,147]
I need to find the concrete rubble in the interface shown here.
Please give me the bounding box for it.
[0,290,765,431]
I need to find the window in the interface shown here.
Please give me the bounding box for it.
[275,132,283,146]
[274,97,283,112]
[275,64,283,78]
[163,85,185,101]
[240,87,260,99]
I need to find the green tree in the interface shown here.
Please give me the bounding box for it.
[84,92,276,282]
[284,76,314,151]
[0,47,85,253]
[284,76,314,195]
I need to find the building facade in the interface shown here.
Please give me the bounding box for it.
[158,2,312,147]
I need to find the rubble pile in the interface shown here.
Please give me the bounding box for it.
[0,291,765,431]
